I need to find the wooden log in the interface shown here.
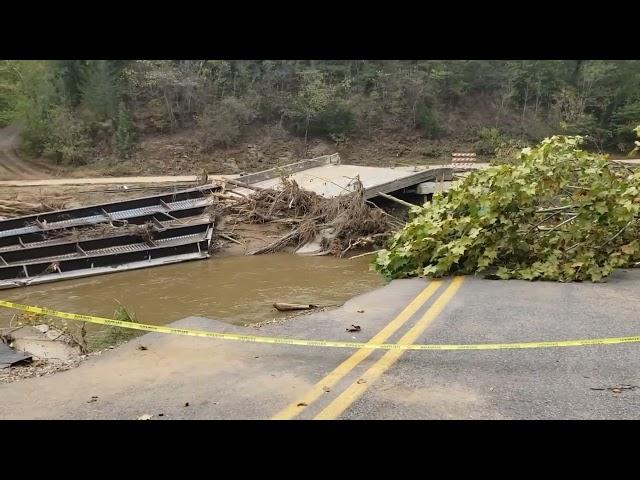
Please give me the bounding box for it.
[218,233,243,245]
[273,303,319,312]
[376,192,418,208]
[223,178,267,191]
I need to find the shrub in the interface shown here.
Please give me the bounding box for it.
[87,303,140,351]
[286,102,355,139]
[42,105,90,165]
[80,60,121,121]
[611,101,640,151]
[197,97,255,150]
[114,102,136,157]
[416,105,441,139]
[314,102,355,137]
[136,98,172,133]
[474,127,505,155]
[0,84,17,126]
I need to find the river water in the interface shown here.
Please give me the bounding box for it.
[0,254,385,329]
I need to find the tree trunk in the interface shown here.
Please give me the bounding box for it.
[163,92,174,129]
[521,83,529,124]
[412,100,418,129]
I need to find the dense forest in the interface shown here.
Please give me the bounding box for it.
[1,60,639,168]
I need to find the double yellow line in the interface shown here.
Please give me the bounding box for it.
[273,276,464,420]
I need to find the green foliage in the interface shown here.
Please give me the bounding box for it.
[42,105,90,165]
[127,60,210,130]
[15,61,59,156]
[114,102,135,157]
[416,105,441,139]
[80,60,121,121]
[374,134,640,282]
[350,91,384,137]
[137,98,171,133]
[197,96,255,150]
[474,127,505,155]
[0,61,21,126]
[87,303,140,351]
[5,60,640,161]
[52,60,86,106]
[611,100,640,151]
[312,101,355,137]
[287,69,351,141]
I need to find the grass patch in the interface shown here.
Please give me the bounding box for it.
[86,302,142,351]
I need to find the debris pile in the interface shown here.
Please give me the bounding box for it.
[213,177,399,256]
[0,197,69,218]
[0,357,83,384]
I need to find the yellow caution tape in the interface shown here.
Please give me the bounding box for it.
[1,299,640,351]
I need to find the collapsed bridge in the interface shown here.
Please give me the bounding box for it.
[0,153,465,289]
[0,186,218,289]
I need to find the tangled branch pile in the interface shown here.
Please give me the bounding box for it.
[375,135,640,282]
[216,178,395,256]
[0,198,69,218]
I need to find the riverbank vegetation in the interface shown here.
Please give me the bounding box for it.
[1,60,639,168]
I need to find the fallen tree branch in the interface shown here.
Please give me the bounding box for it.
[273,303,319,312]
[376,192,419,208]
[249,230,300,255]
[218,233,244,245]
[349,249,382,259]
[598,219,636,249]
[609,159,636,174]
[536,205,576,214]
[543,214,579,235]
[222,178,267,191]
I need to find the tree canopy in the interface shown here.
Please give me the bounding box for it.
[1,60,639,164]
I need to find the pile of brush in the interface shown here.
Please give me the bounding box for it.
[212,177,400,256]
[0,198,70,218]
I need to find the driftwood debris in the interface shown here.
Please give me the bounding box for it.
[273,303,320,312]
[0,198,70,218]
[211,177,394,257]
[272,302,342,311]
[376,192,419,208]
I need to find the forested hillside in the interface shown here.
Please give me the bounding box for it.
[1,60,639,174]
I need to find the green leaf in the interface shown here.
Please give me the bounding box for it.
[621,241,638,256]
[422,265,438,276]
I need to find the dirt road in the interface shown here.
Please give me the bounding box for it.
[0,125,54,180]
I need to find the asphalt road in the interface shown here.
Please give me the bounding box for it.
[1,270,639,419]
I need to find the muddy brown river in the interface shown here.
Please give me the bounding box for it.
[0,254,384,330]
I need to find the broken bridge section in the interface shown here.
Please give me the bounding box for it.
[0,153,477,289]
[0,342,31,369]
[0,186,219,289]
[230,153,458,200]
